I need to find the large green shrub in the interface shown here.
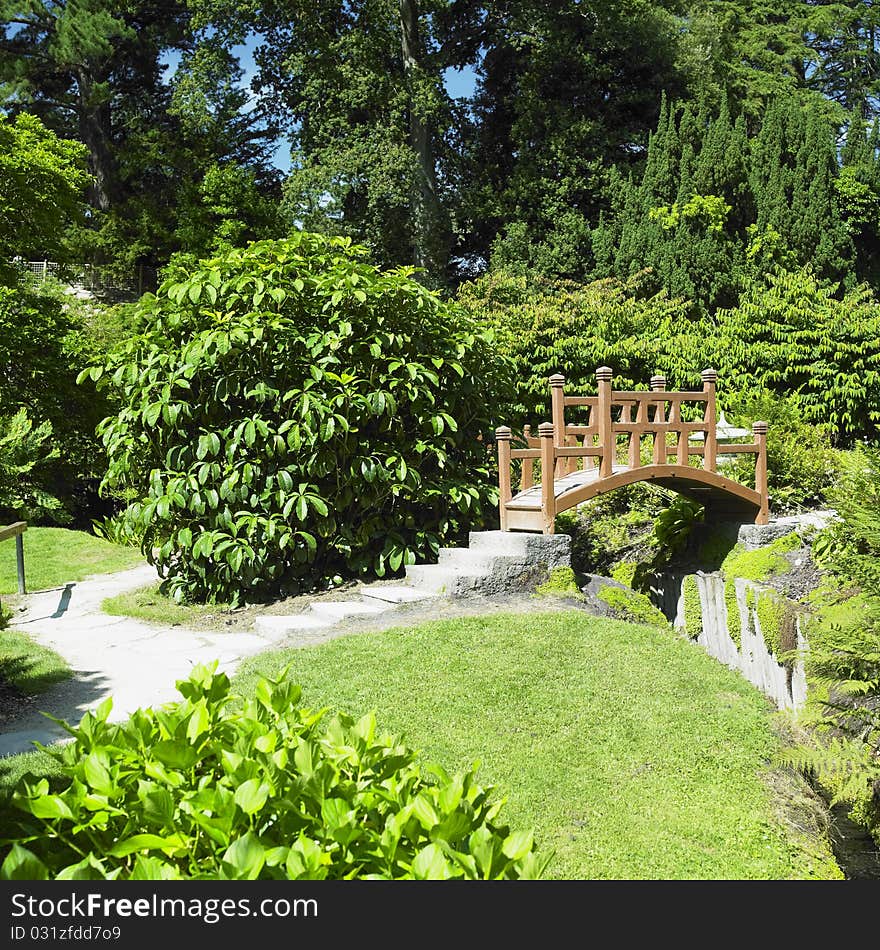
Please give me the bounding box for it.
[0,664,547,880]
[85,233,500,603]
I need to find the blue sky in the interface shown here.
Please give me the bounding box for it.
[163,35,478,174]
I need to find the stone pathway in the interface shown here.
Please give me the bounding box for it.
[0,566,436,756]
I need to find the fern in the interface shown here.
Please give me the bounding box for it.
[0,408,64,521]
[780,737,880,809]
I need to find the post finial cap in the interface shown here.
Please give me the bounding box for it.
[538,422,554,437]
[752,421,768,435]
[701,368,718,384]
[650,374,667,391]
[595,366,613,382]
[549,373,565,387]
[495,426,512,440]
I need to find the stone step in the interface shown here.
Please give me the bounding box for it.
[466,530,539,553]
[437,547,498,570]
[403,564,482,595]
[467,530,570,558]
[360,585,433,604]
[254,614,331,636]
[308,600,390,621]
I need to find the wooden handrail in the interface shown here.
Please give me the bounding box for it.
[0,521,27,543]
[495,427,512,531]
[0,521,27,596]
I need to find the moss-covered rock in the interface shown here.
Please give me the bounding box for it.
[681,575,702,640]
[535,566,585,601]
[725,578,742,650]
[597,585,668,627]
[719,532,801,584]
[754,589,798,661]
[610,561,637,589]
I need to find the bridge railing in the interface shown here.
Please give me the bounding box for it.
[495,366,769,531]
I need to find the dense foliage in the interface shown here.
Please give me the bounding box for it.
[0,0,281,273]
[724,391,840,512]
[4,2,880,287]
[0,113,89,280]
[460,266,880,449]
[458,270,696,430]
[786,451,880,841]
[714,270,880,445]
[0,408,61,522]
[591,95,865,311]
[86,233,499,603]
[0,113,114,522]
[0,284,113,522]
[0,664,547,879]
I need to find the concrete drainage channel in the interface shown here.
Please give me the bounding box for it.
[253,530,572,637]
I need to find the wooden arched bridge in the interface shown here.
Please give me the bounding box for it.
[495,367,769,534]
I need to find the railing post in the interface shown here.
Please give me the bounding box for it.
[753,421,769,525]
[521,425,534,490]
[701,368,718,472]
[495,426,512,531]
[538,422,556,534]
[549,374,569,476]
[596,366,614,478]
[650,374,666,465]
[15,534,26,595]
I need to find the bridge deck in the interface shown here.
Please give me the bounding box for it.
[507,465,625,509]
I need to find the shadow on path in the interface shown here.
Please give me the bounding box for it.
[0,667,113,757]
[51,584,75,620]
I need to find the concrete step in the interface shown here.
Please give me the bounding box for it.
[360,585,433,604]
[308,600,390,621]
[467,530,542,553]
[468,532,564,557]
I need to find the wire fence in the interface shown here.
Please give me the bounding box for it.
[15,260,157,298]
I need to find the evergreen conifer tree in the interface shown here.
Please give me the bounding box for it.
[592,93,863,314]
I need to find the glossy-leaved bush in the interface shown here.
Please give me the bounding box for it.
[82,233,500,603]
[0,664,548,880]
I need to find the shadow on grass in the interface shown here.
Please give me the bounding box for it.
[0,653,71,695]
[0,627,72,695]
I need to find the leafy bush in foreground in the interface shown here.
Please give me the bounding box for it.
[0,664,547,880]
[85,233,500,603]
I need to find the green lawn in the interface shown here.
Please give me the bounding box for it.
[0,630,70,694]
[102,583,228,626]
[234,609,839,880]
[0,528,144,595]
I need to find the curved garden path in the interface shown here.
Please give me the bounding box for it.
[1,564,312,755]
[0,538,587,757]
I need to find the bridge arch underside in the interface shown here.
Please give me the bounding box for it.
[507,465,764,530]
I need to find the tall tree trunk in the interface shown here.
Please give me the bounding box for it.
[76,68,117,214]
[399,0,447,278]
